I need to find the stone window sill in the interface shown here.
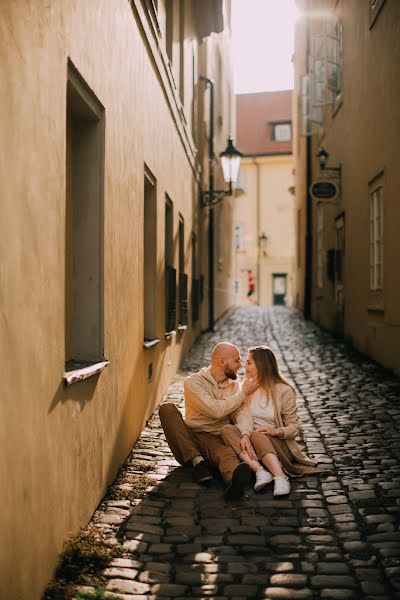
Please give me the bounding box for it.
[144,338,160,349]
[63,360,109,386]
[367,305,384,313]
[165,330,176,340]
[177,325,187,333]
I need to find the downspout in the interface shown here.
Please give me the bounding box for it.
[199,76,215,331]
[254,157,261,305]
[304,22,313,319]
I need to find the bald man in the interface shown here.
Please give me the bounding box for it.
[159,342,258,500]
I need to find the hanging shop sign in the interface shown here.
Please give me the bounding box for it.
[310,179,339,201]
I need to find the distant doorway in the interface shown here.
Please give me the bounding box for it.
[272,273,287,305]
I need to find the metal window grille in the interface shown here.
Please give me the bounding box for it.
[370,187,384,290]
[165,264,176,332]
[191,277,200,323]
[179,272,188,326]
[317,205,324,288]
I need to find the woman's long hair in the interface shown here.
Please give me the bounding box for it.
[248,345,292,401]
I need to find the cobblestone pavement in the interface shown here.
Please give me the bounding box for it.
[74,306,400,600]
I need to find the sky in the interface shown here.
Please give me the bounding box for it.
[231,0,300,94]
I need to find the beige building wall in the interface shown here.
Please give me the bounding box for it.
[197,7,237,327]
[0,2,234,598]
[230,155,296,307]
[293,0,400,373]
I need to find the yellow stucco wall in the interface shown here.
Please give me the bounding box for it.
[230,155,296,307]
[0,2,234,598]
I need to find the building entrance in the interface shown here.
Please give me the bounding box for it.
[272,273,287,305]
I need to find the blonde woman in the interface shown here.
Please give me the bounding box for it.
[221,345,329,496]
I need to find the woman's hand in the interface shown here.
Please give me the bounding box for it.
[242,376,259,397]
[255,425,284,438]
[240,434,258,461]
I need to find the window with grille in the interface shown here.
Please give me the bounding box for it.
[369,186,384,291]
[335,216,345,286]
[327,17,342,99]
[234,223,243,251]
[165,197,176,333]
[316,205,324,289]
[178,215,188,327]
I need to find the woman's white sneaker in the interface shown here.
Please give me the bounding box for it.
[273,476,291,496]
[254,468,274,492]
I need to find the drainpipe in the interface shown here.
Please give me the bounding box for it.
[304,22,313,320]
[254,157,261,305]
[199,76,215,331]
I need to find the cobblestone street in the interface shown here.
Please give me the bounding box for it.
[72,306,400,600]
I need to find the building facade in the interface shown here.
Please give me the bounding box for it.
[293,0,400,373]
[230,91,296,307]
[0,1,235,598]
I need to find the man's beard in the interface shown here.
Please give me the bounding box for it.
[224,367,237,380]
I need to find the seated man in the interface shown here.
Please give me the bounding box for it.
[159,342,258,500]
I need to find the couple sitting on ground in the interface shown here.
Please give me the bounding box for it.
[160,343,327,501]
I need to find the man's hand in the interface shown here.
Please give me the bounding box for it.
[255,424,284,437]
[240,434,258,461]
[242,376,258,397]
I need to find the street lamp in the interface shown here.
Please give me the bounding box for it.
[200,76,243,330]
[316,147,341,176]
[201,136,243,206]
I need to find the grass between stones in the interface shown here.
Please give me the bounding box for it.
[42,527,124,600]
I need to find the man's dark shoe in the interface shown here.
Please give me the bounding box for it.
[224,463,252,500]
[193,461,213,483]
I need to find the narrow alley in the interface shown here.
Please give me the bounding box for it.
[52,306,400,600]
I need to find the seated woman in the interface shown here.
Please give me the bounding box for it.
[221,345,329,496]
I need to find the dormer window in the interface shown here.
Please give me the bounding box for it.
[271,122,292,142]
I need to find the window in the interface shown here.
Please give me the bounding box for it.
[234,223,244,251]
[165,197,176,333]
[178,215,188,327]
[370,186,384,291]
[179,0,185,105]
[65,60,105,371]
[316,204,324,289]
[191,233,199,323]
[335,215,345,286]
[272,122,292,142]
[144,167,157,342]
[327,17,342,100]
[370,0,386,28]
[300,74,312,136]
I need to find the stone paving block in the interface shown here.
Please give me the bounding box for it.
[103,567,139,580]
[223,584,258,596]
[310,575,357,588]
[270,574,308,587]
[151,583,188,596]
[137,570,170,583]
[319,590,356,599]
[262,587,312,599]
[105,579,150,594]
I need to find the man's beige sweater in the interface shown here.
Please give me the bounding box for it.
[184,366,253,436]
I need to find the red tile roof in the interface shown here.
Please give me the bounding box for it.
[236,90,293,156]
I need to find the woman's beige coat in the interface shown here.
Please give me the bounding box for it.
[237,382,316,466]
